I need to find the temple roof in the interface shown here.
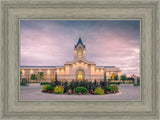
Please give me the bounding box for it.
[75,36,85,48]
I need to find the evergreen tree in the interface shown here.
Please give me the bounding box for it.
[114,75,119,81]
[38,72,43,82]
[104,72,106,82]
[121,75,127,82]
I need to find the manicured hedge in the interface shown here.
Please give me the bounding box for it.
[46,86,55,92]
[109,82,120,85]
[104,86,112,92]
[40,82,51,85]
[75,87,87,94]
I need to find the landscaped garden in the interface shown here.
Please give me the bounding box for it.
[41,80,119,95]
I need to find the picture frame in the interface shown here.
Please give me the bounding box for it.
[0,0,159,119]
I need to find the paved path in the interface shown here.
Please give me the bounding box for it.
[20,86,140,101]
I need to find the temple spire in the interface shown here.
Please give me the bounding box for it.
[75,34,85,48]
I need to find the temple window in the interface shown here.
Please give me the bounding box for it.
[78,48,82,59]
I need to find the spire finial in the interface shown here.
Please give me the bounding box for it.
[79,34,81,38]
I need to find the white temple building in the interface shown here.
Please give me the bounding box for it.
[21,35,121,83]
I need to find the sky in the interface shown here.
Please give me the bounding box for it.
[20,20,140,76]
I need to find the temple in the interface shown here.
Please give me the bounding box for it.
[21,35,121,82]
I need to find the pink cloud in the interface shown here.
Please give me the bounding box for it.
[21,20,140,76]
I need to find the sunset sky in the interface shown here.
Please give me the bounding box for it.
[20,20,140,76]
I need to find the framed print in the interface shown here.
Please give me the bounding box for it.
[0,0,159,120]
[20,20,141,101]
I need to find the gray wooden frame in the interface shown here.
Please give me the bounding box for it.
[0,0,159,119]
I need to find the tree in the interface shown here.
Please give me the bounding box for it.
[55,72,57,81]
[69,80,74,90]
[100,81,107,89]
[63,82,69,93]
[93,80,98,90]
[38,72,43,82]
[20,71,22,79]
[89,82,94,91]
[114,75,119,81]
[31,74,36,80]
[104,72,106,82]
[121,75,127,82]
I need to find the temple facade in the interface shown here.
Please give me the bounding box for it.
[21,35,121,83]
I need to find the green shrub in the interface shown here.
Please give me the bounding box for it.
[54,86,64,94]
[31,74,37,80]
[111,85,119,92]
[41,82,51,85]
[75,87,87,94]
[104,86,112,92]
[20,82,27,86]
[134,83,140,86]
[109,82,120,85]
[42,85,49,91]
[94,87,104,95]
[108,79,113,82]
[46,86,55,91]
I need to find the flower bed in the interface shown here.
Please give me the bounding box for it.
[41,80,119,95]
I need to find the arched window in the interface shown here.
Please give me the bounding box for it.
[78,48,82,59]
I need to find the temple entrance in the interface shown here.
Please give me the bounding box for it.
[111,73,115,80]
[25,74,30,82]
[76,70,84,81]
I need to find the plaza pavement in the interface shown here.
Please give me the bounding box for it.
[20,86,140,101]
